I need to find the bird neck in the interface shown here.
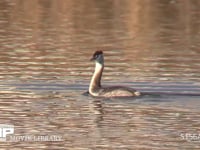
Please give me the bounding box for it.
[89,62,104,91]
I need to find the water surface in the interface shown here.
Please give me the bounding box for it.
[0,0,200,149]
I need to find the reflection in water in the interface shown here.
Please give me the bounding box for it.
[0,0,200,149]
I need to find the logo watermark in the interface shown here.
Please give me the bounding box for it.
[0,124,63,142]
[0,124,14,141]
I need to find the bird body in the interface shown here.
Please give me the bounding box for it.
[89,51,140,98]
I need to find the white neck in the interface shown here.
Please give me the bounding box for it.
[95,62,104,72]
[89,62,104,93]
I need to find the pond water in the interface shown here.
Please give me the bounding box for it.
[0,0,200,149]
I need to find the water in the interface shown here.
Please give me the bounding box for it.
[0,0,200,149]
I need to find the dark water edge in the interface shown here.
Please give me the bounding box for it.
[2,81,200,95]
[1,81,200,107]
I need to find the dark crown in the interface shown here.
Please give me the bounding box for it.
[93,51,103,57]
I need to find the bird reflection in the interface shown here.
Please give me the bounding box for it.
[89,99,104,126]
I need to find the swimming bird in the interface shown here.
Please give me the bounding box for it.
[89,51,140,97]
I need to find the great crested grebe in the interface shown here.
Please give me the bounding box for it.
[89,51,141,97]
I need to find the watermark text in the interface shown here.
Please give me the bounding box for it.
[180,133,200,142]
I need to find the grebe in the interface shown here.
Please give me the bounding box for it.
[89,51,140,97]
